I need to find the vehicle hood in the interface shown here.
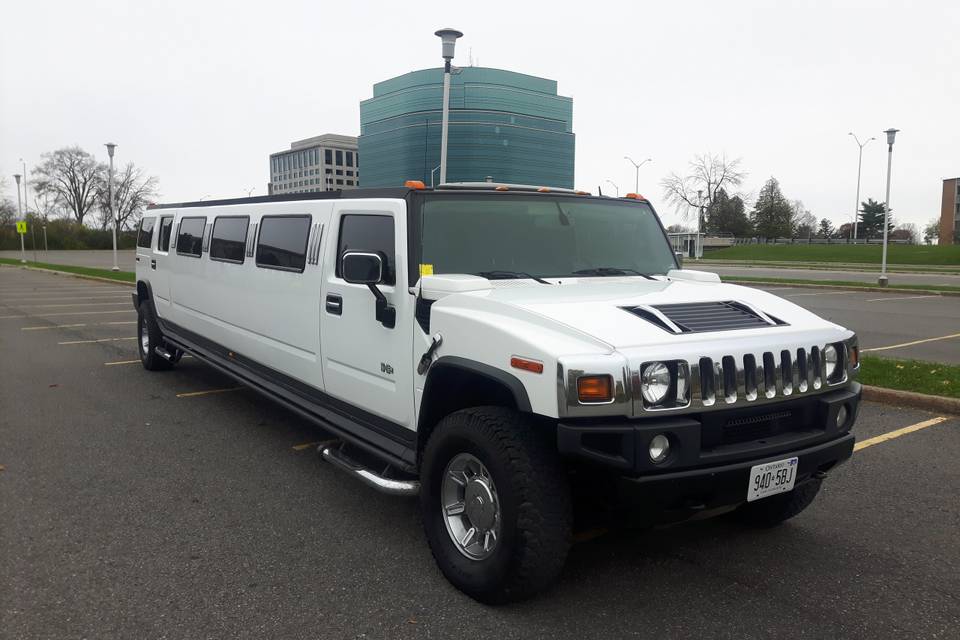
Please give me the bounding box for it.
[445,277,847,351]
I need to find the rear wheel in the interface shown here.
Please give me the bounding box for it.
[419,407,572,604]
[137,301,174,371]
[733,478,822,528]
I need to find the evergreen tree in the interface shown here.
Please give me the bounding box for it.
[750,177,793,238]
[818,218,835,238]
[705,188,753,236]
[858,198,893,238]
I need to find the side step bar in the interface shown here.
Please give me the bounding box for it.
[320,445,420,497]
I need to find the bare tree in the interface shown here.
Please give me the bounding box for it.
[660,154,748,224]
[94,163,160,231]
[790,200,816,238]
[32,147,104,225]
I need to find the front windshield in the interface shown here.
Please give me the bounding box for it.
[420,194,677,279]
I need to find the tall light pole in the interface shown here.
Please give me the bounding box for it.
[435,28,462,186]
[604,180,619,197]
[848,133,874,241]
[13,174,25,263]
[624,156,652,194]
[105,143,119,271]
[878,128,899,287]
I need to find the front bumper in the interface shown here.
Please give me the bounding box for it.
[558,384,859,513]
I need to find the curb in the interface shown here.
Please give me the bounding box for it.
[862,385,960,416]
[698,260,960,276]
[0,263,135,287]
[724,279,960,297]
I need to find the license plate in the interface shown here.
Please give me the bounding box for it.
[747,456,798,502]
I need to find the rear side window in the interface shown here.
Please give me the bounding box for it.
[158,217,174,252]
[137,217,156,249]
[256,215,311,272]
[336,214,396,285]
[210,216,249,264]
[177,217,206,257]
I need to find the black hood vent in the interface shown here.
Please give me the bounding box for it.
[622,301,783,334]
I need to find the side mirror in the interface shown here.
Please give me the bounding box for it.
[341,251,395,329]
[674,250,684,267]
[342,251,383,285]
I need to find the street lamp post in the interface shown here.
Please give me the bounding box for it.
[435,28,463,186]
[878,128,899,287]
[105,143,119,272]
[848,133,875,242]
[696,189,704,260]
[604,180,619,197]
[13,174,25,263]
[624,156,652,194]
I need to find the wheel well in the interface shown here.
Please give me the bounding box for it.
[137,280,150,303]
[417,363,526,459]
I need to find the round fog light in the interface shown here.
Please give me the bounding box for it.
[649,434,671,463]
[836,404,848,428]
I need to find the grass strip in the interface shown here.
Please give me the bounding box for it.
[705,244,960,265]
[859,356,960,400]
[723,275,960,294]
[0,258,135,283]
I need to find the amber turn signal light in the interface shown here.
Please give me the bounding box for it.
[511,357,544,374]
[577,375,613,403]
[404,180,426,190]
[850,346,859,368]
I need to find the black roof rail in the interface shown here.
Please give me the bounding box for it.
[146,187,413,210]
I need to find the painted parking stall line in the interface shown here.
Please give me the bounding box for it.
[176,387,244,399]
[861,332,960,354]
[864,295,940,303]
[854,417,950,452]
[0,310,135,319]
[58,337,137,345]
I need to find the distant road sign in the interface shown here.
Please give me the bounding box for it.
[16,221,27,235]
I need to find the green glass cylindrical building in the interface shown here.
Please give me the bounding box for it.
[358,67,574,189]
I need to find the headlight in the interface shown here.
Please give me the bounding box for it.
[824,344,840,380]
[641,362,671,404]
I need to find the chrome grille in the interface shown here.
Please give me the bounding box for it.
[688,345,841,410]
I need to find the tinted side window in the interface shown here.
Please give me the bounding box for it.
[336,215,396,285]
[210,216,249,263]
[177,217,206,257]
[158,217,174,252]
[256,215,311,272]
[137,217,156,249]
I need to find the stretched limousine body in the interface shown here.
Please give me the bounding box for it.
[134,183,861,603]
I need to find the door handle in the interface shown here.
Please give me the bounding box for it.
[151,259,157,270]
[136,256,141,262]
[325,294,342,315]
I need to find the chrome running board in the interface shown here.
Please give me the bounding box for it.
[321,444,420,497]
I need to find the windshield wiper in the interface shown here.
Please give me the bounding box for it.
[475,270,552,284]
[573,267,656,280]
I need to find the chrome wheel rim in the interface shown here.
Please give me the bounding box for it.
[441,453,501,560]
[140,317,150,354]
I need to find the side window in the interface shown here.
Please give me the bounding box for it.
[176,217,206,258]
[336,215,396,285]
[158,217,174,252]
[256,215,311,272]
[210,216,249,264]
[137,217,156,249]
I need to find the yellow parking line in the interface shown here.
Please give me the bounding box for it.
[0,310,134,319]
[864,295,939,302]
[292,441,322,451]
[105,359,141,366]
[22,320,137,331]
[176,387,244,398]
[19,302,130,308]
[786,291,849,298]
[861,332,960,353]
[58,337,137,345]
[4,296,128,303]
[854,417,949,452]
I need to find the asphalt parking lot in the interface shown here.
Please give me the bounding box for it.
[702,263,960,289]
[1,267,959,639]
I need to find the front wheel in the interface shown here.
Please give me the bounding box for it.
[419,407,572,604]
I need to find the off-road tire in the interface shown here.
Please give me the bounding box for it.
[137,301,174,371]
[420,407,572,604]
[733,478,822,528]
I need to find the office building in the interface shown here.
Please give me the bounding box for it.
[268,134,358,195]
[940,177,959,245]
[358,67,574,188]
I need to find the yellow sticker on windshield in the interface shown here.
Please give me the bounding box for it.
[419,264,434,276]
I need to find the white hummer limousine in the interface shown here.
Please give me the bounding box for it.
[134,182,860,603]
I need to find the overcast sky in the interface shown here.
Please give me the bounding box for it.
[2,0,957,231]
